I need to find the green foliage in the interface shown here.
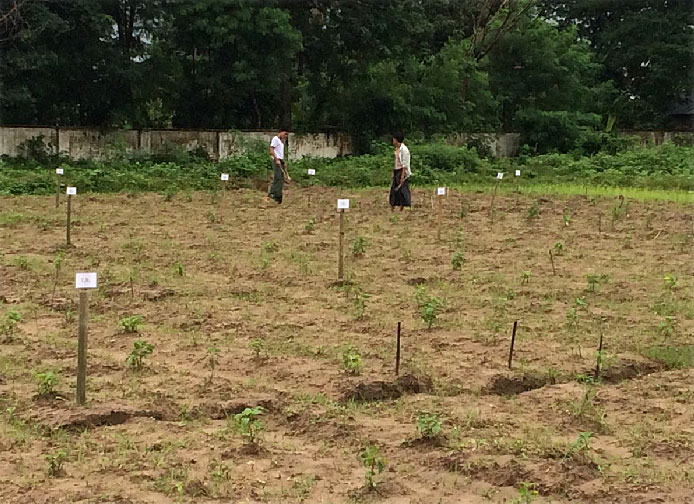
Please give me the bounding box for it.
[359,445,386,490]
[231,406,264,445]
[512,482,539,504]
[304,218,315,234]
[45,449,67,478]
[206,346,220,383]
[248,338,266,359]
[126,340,154,370]
[351,285,371,320]
[262,241,279,253]
[35,371,58,397]
[119,315,144,334]
[663,274,678,291]
[350,236,367,257]
[642,345,694,370]
[172,261,185,277]
[521,271,532,285]
[416,412,442,439]
[585,273,610,292]
[451,250,465,271]
[2,309,22,339]
[341,345,363,375]
[526,201,539,220]
[553,241,564,256]
[415,285,444,329]
[562,208,572,226]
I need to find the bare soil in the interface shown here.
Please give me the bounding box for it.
[1,186,693,503]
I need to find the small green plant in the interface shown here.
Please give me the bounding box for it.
[642,345,694,370]
[163,188,176,202]
[451,250,465,271]
[45,449,67,478]
[416,412,442,439]
[351,286,371,319]
[64,309,74,324]
[389,214,400,224]
[415,285,444,329]
[657,316,676,340]
[248,338,266,359]
[304,218,315,234]
[553,241,564,256]
[15,255,30,270]
[569,431,593,456]
[2,309,22,338]
[262,241,279,253]
[526,201,539,220]
[351,236,367,257]
[341,345,363,375]
[126,340,154,370]
[521,271,531,285]
[663,274,678,291]
[119,315,144,333]
[513,482,538,504]
[207,210,217,223]
[172,261,185,277]
[562,208,572,226]
[36,371,58,397]
[359,445,386,490]
[585,273,609,292]
[231,406,264,444]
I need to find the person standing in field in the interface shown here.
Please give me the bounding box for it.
[389,132,411,211]
[266,129,291,204]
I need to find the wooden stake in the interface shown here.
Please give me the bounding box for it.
[437,195,443,241]
[76,290,89,405]
[395,322,401,376]
[598,214,602,233]
[66,194,72,246]
[549,249,556,276]
[55,172,60,209]
[594,324,604,381]
[489,180,500,218]
[508,320,518,370]
[338,210,344,280]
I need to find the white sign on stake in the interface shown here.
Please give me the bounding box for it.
[437,187,446,196]
[307,169,316,176]
[56,168,64,175]
[75,272,98,289]
[497,172,504,180]
[337,199,350,210]
[220,173,229,181]
[515,170,521,177]
[66,186,77,195]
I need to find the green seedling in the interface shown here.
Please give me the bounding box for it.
[521,271,531,285]
[206,346,220,383]
[172,261,185,277]
[568,431,594,456]
[415,285,444,329]
[351,236,367,257]
[562,208,572,226]
[451,250,465,271]
[553,241,564,256]
[35,371,58,397]
[526,201,539,220]
[663,274,678,291]
[351,286,371,319]
[126,340,154,370]
[513,482,539,504]
[231,406,264,445]
[342,345,363,375]
[304,218,315,234]
[657,316,676,340]
[248,338,266,359]
[119,315,144,333]
[359,445,386,490]
[586,273,609,292]
[45,449,67,478]
[262,241,279,253]
[2,309,22,339]
[416,412,442,439]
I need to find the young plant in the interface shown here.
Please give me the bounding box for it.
[451,250,465,271]
[351,286,371,319]
[172,261,185,277]
[351,236,367,257]
[51,251,65,306]
[663,274,678,291]
[231,406,264,445]
[521,271,531,285]
[359,445,386,490]
[553,241,564,256]
[513,482,539,504]
[304,218,316,234]
[562,208,572,226]
[585,273,609,292]
[262,241,279,253]
[416,412,442,440]
[248,338,266,359]
[526,201,539,220]
[568,431,594,457]
[207,211,217,223]
[126,340,154,370]
[2,309,22,339]
[206,346,220,383]
[342,345,363,375]
[119,315,144,333]
[36,371,58,397]
[415,286,444,329]
[45,449,67,478]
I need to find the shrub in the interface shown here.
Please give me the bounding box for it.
[119,315,144,333]
[342,345,363,375]
[416,412,442,439]
[36,371,58,397]
[126,340,154,370]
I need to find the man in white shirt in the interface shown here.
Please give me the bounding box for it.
[266,129,291,204]
[390,132,411,211]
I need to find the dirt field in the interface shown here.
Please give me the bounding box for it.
[1,186,693,504]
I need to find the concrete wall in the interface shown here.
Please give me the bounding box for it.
[0,127,354,161]
[2,126,693,161]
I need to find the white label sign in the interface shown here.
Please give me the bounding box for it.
[220,173,229,181]
[497,173,504,180]
[307,169,316,176]
[75,272,98,289]
[337,199,350,210]
[437,187,446,196]
[515,170,521,177]
[66,186,77,195]
[56,168,64,175]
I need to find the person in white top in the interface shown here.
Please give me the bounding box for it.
[389,132,411,211]
[266,129,291,204]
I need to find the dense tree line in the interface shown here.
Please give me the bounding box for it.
[0,0,691,151]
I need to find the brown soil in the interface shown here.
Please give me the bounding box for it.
[1,187,693,503]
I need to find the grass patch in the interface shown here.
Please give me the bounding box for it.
[642,345,694,370]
